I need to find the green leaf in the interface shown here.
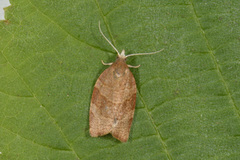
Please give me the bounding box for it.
[1,0,240,159]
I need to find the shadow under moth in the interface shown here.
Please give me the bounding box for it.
[89,22,164,142]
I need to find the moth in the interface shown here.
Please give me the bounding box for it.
[89,22,164,142]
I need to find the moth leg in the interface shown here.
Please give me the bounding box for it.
[127,64,140,68]
[101,60,113,66]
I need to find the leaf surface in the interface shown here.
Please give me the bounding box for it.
[0,0,240,159]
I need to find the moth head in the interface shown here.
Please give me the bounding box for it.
[119,50,126,59]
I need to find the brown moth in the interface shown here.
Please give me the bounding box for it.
[89,22,164,142]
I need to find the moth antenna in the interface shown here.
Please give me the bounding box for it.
[101,60,113,66]
[98,21,120,56]
[125,48,164,58]
[128,64,141,68]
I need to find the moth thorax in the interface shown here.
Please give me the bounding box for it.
[113,67,127,78]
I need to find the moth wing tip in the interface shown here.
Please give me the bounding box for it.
[89,129,97,137]
[112,134,129,142]
[111,129,130,142]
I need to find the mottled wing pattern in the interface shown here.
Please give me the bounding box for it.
[89,59,136,142]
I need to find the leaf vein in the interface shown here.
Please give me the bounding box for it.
[190,1,240,117]
[138,90,173,160]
